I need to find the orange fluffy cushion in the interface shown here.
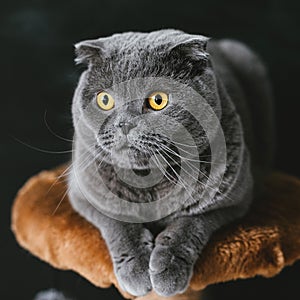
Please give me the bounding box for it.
[11,166,300,299]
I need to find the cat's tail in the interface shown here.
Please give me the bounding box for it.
[33,289,74,300]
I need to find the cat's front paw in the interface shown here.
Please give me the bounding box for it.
[149,242,194,296]
[113,229,153,297]
[114,246,152,296]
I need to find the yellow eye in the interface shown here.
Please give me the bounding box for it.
[147,92,168,111]
[96,91,115,111]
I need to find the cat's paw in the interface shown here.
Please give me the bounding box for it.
[114,231,153,296]
[149,243,194,296]
[115,246,152,296]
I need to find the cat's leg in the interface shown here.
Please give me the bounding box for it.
[149,205,246,296]
[69,193,153,296]
[149,215,211,296]
[101,218,153,296]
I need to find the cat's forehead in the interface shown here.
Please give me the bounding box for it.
[76,29,210,90]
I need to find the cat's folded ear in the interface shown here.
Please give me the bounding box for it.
[168,35,210,64]
[74,39,105,65]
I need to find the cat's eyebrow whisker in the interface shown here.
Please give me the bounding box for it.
[44,110,73,143]
[12,136,74,154]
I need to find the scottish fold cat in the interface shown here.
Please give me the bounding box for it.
[68,29,273,296]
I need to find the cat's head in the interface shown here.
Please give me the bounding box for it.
[72,29,220,170]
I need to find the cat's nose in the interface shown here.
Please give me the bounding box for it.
[118,121,136,135]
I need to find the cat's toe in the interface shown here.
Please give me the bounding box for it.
[149,245,193,296]
[115,251,152,296]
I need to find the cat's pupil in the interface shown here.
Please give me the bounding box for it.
[102,94,109,105]
[154,94,163,105]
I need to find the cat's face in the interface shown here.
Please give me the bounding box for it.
[72,30,220,170]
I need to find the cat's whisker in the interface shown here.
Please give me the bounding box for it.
[75,147,107,176]
[46,144,97,195]
[159,135,199,149]
[158,145,232,201]
[150,150,180,186]
[182,158,221,191]
[158,142,213,164]
[154,148,191,190]
[155,150,199,205]
[93,153,110,179]
[44,110,73,143]
[51,147,108,215]
[148,135,213,164]
[51,184,72,216]
[156,140,229,197]
[170,140,198,148]
[158,145,207,188]
[168,142,212,161]
[180,155,238,202]
[46,165,73,195]
[138,143,179,186]
[85,151,111,189]
[12,136,74,154]
[162,147,236,203]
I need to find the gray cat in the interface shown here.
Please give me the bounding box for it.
[68,29,273,297]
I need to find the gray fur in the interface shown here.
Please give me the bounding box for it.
[33,289,73,300]
[68,29,273,296]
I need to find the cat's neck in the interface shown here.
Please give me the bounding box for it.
[95,159,180,203]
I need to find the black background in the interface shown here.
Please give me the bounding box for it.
[1,0,299,299]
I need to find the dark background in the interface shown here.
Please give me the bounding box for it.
[1,0,299,299]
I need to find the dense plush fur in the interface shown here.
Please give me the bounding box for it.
[34,289,72,300]
[68,29,273,296]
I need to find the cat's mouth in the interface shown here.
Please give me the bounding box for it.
[132,168,151,176]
